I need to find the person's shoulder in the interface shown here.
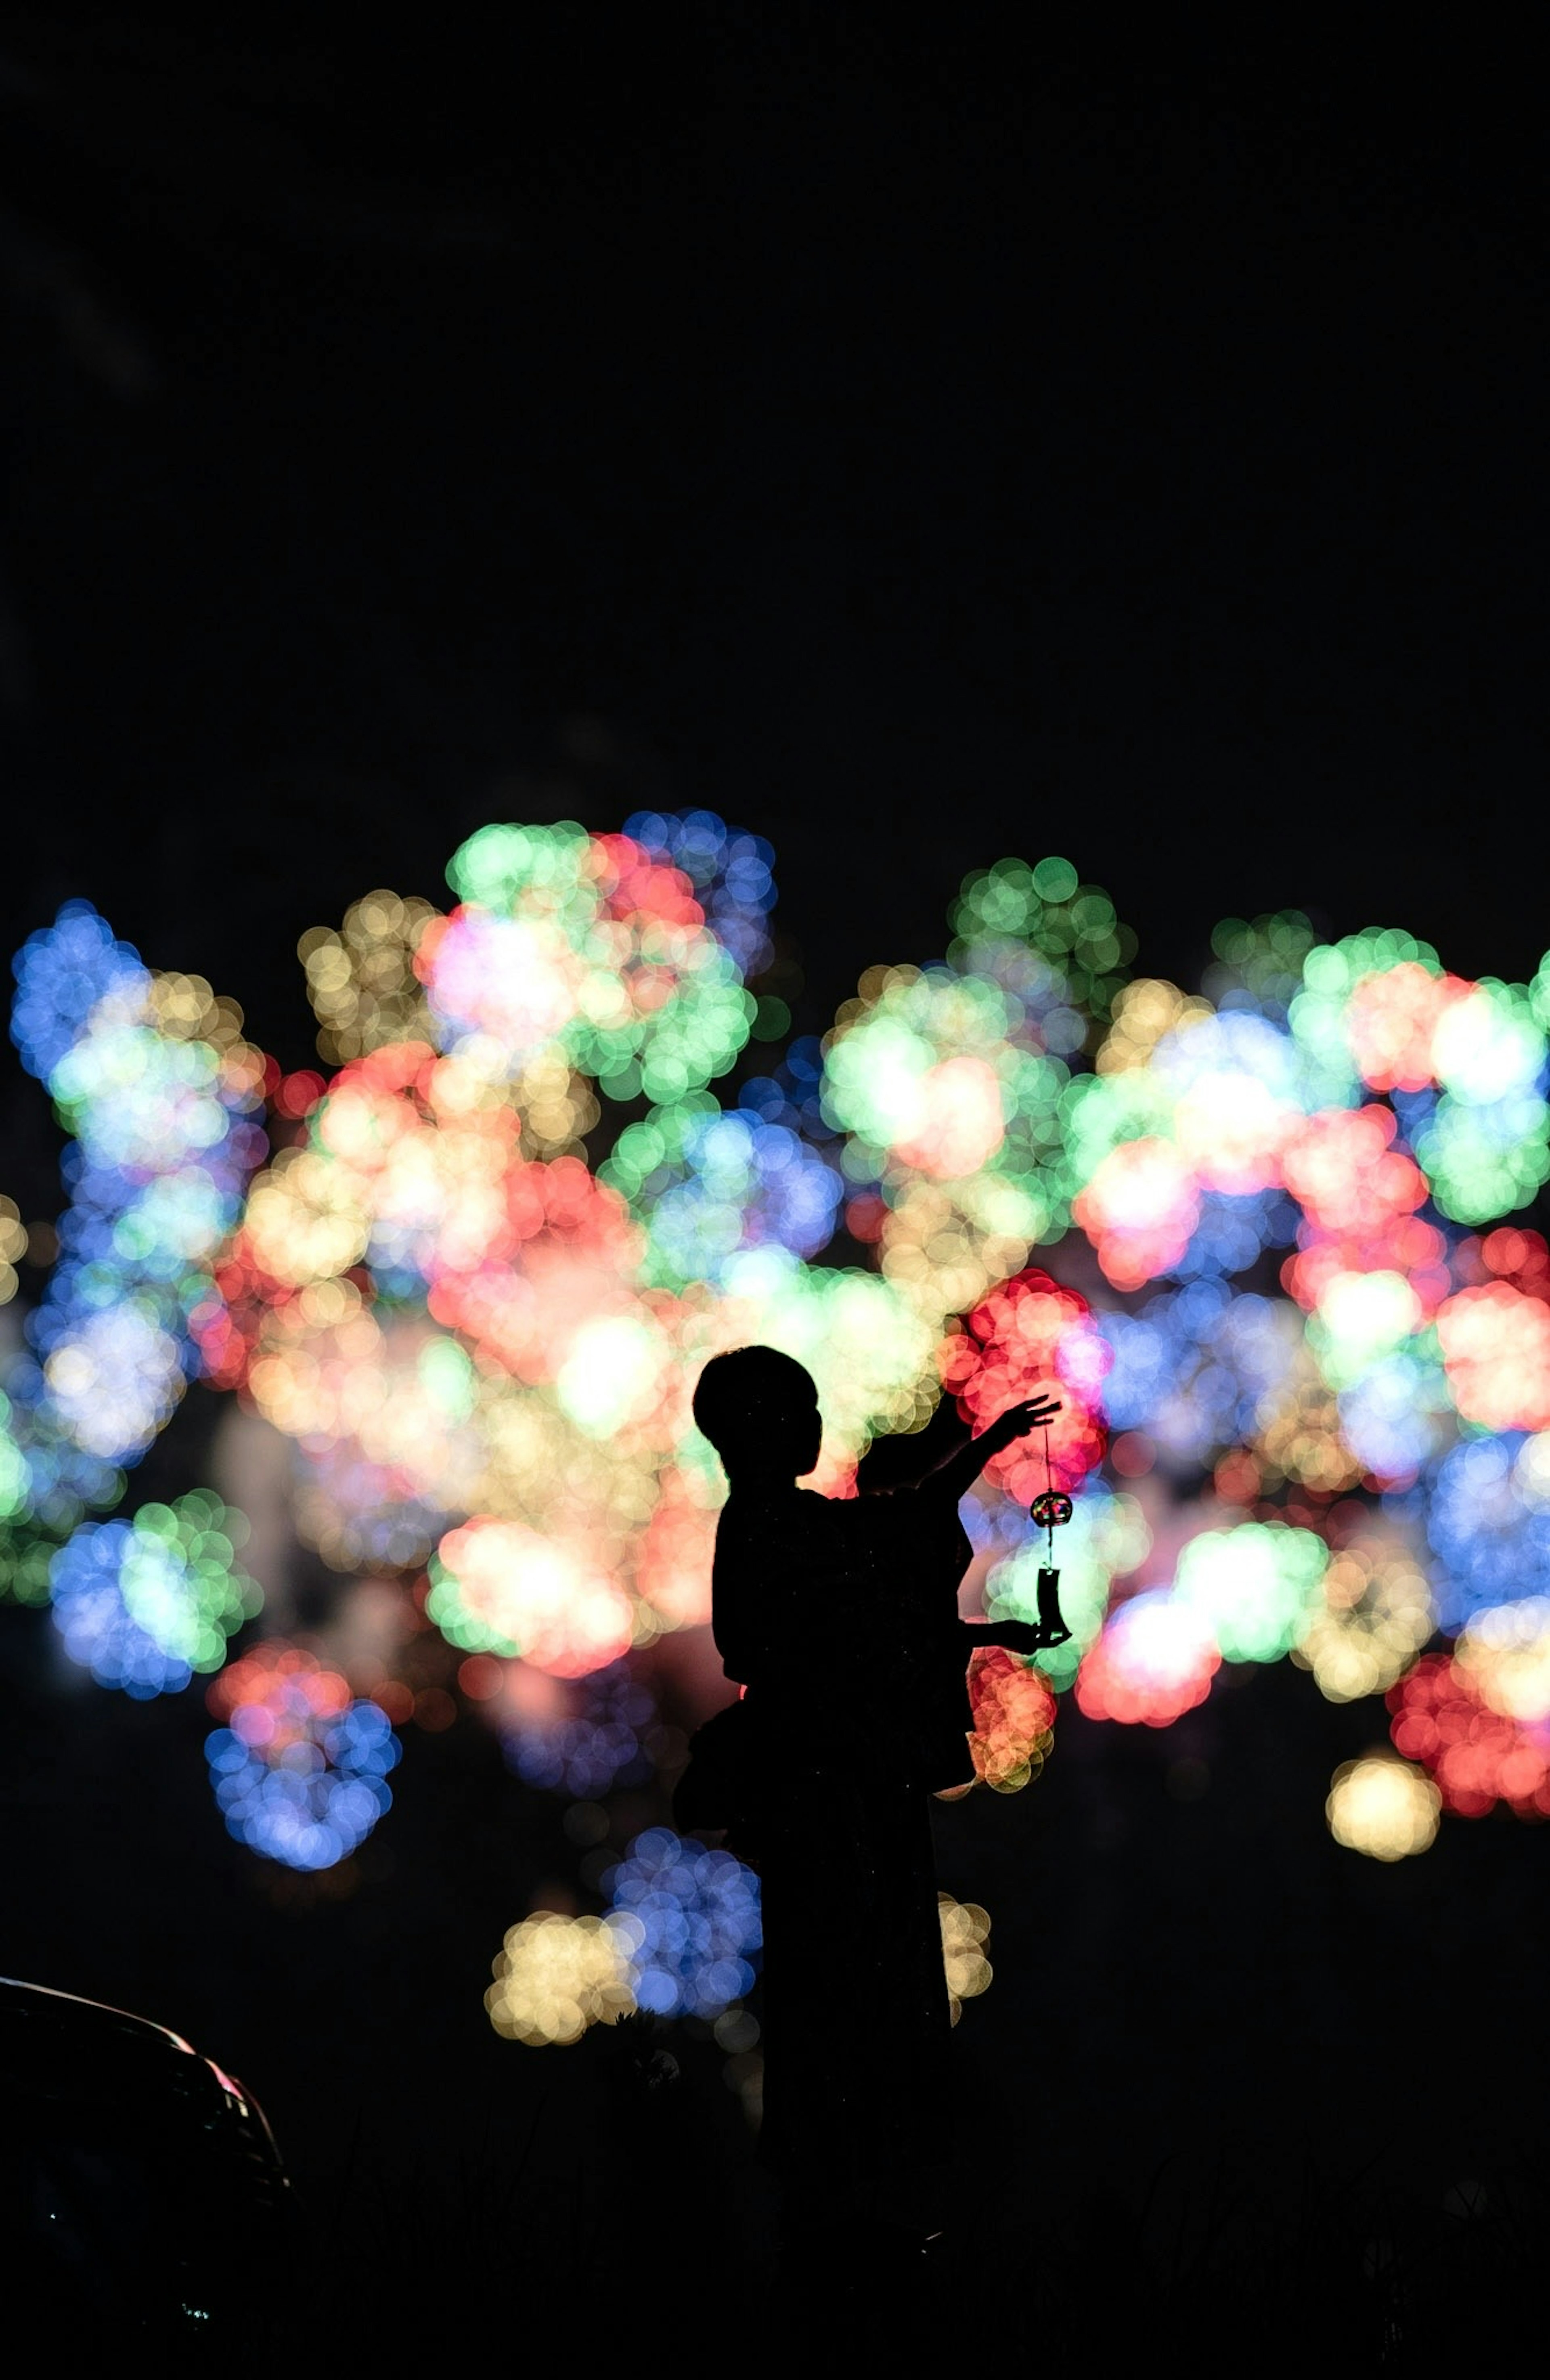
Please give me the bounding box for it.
[796,1485,875,1531]
[718,1487,815,1545]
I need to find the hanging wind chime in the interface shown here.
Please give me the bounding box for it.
[1027,1421,1074,1648]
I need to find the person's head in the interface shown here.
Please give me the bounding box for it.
[692,1346,822,1485]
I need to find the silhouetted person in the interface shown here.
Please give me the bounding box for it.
[690,1345,1059,2256]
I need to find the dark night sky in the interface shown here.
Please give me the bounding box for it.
[4,14,1546,1068]
[3,15,1549,2286]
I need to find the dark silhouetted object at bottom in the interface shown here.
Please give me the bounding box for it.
[686,1344,1064,2265]
[0,1975,294,2350]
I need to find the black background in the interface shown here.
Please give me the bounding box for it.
[2,10,1547,2284]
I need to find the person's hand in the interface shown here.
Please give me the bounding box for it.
[977,1394,1062,1456]
[990,1618,1045,1658]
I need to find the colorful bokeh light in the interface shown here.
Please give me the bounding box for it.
[5,811,1550,1892]
[604,1827,762,2019]
[486,1910,638,2046]
[1326,1755,1441,1861]
[50,1491,260,1697]
[205,1646,401,1870]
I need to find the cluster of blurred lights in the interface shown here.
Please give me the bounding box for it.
[1100,1283,1300,1476]
[1387,1650,1550,1818]
[502,1659,658,1797]
[426,821,754,1104]
[937,1892,993,2023]
[1325,1756,1441,1861]
[624,809,778,981]
[49,1491,260,1696]
[5,818,1550,1884]
[486,1909,638,2045]
[0,1195,26,1307]
[965,1647,1057,1789]
[600,1097,842,1288]
[3,902,267,1602]
[205,1646,401,1869]
[941,1268,1109,1500]
[1076,1589,1221,1727]
[299,890,440,1066]
[947,855,1133,1023]
[1291,1531,1435,1703]
[1418,1431,1550,1633]
[604,1827,762,2018]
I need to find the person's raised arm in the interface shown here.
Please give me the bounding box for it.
[957,1614,1051,1657]
[916,1394,1062,1509]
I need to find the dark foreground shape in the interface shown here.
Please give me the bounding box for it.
[0,1975,294,2351]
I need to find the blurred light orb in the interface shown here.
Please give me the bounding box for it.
[1292,1538,1435,1703]
[1075,1138,1200,1290]
[1425,1432,1550,1633]
[938,1892,992,2023]
[941,1267,1109,1500]
[205,1646,400,1870]
[486,1910,638,2045]
[967,1645,1058,1789]
[49,1491,260,1697]
[1435,1282,1550,1432]
[1455,1596,1550,1723]
[503,1660,658,1796]
[606,1827,762,2018]
[10,823,1550,1866]
[1388,1651,1550,1818]
[1173,1522,1328,1664]
[429,1516,636,1675]
[1075,1588,1220,1725]
[1326,1755,1441,1860]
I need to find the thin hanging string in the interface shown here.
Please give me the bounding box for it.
[1043,1421,1055,1561]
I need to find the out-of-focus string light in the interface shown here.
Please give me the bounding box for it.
[605,1826,762,2018]
[49,1491,260,1696]
[1326,1755,1441,1860]
[205,1646,401,1868]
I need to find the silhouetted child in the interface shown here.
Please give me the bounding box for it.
[688,1344,1060,2247]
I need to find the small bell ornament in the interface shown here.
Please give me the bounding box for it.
[1028,1428,1073,1648]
